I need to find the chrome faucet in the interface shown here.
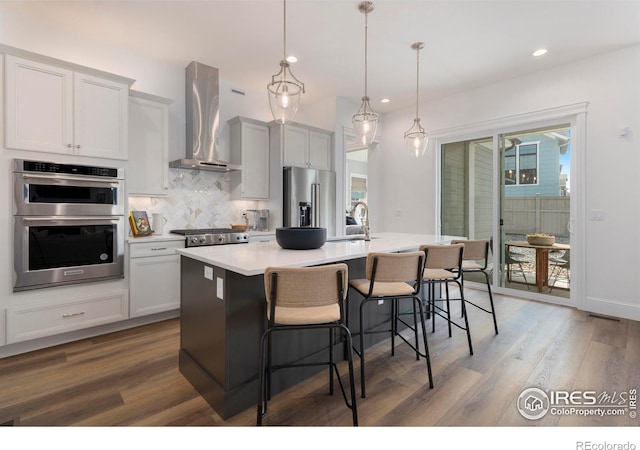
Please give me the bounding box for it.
[350,201,370,241]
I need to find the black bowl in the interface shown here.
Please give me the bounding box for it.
[276,227,327,250]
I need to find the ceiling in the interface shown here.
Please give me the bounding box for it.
[3,0,640,114]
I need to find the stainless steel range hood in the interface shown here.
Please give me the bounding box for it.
[169,61,240,172]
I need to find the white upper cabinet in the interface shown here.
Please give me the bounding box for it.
[308,130,332,171]
[229,116,270,200]
[128,91,173,196]
[282,124,310,168]
[272,122,332,171]
[73,72,129,159]
[4,54,130,160]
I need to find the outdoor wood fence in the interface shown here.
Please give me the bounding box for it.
[503,194,570,237]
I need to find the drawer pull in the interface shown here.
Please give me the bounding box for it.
[62,311,86,318]
[151,247,168,251]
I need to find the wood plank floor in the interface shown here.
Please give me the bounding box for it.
[1,288,639,428]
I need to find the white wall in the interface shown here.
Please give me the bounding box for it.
[377,44,640,320]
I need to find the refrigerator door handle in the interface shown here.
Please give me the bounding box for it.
[312,182,320,227]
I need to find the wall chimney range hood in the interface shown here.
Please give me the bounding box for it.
[169,61,240,172]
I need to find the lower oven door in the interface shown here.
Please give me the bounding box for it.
[14,216,125,291]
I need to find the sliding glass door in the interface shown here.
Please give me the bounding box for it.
[441,136,493,285]
[440,123,572,300]
[498,124,571,298]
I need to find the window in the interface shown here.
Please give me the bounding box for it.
[504,142,538,185]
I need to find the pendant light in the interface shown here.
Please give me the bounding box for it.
[352,1,379,146]
[404,42,428,157]
[268,0,304,124]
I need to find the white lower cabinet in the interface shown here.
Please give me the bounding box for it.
[128,240,182,318]
[6,291,128,344]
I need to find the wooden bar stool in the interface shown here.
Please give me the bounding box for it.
[257,264,358,426]
[348,251,433,398]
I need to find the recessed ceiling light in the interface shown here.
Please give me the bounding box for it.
[533,48,548,57]
[286,55,297,63]
[380,98,390,103]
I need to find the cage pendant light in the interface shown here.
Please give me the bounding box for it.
[404,42,428,157]
[268,0,304,124]
[352,1,379,146]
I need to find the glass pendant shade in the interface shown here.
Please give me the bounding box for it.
[268,0,304,124]
[404,118,428,157]
[404,41,428,157]
[353,96,379,145]
[353,1,378,146]
[268,60,304,124]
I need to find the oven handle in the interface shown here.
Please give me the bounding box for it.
[21,216,122,225]
[21,173,121,186]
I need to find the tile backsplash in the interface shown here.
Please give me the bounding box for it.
[128,168,265,233]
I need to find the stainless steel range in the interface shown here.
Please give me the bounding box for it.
[170,228,250,247]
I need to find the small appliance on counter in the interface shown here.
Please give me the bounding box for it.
[245,209,269,231]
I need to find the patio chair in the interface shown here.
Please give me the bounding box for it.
[548,249,570,292]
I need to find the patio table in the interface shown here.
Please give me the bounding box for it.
[505,240,570,293]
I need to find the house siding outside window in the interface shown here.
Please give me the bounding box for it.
[504,142,539,186]
[504,136,561,198]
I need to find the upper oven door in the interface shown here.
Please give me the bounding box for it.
[13,172,124,216]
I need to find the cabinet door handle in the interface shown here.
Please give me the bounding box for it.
[151,247,168,251]
[62,311,86,318]
[67,144,73,148]
[76,145,81,149]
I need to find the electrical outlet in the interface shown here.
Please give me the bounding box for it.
[590,209,605,221]
[217,277,224,300]
[378,299,384,305]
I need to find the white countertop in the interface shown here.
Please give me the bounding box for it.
[176,232,463,276]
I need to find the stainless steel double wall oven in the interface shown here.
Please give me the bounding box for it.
[13,159,125,291]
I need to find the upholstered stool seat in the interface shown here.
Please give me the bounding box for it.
[461,260,483,270]
[420,243,473,355]
[257,264,358,426]
[348,251,433,398]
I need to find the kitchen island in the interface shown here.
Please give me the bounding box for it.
[176,232,461,419]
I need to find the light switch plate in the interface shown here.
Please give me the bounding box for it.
[204,266,213,280]
[590,209,605,221]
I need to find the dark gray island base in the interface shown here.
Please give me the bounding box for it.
[178,255,395,420]
[176,233,458,419]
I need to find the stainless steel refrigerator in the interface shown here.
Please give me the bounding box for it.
[283,166,336,235]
